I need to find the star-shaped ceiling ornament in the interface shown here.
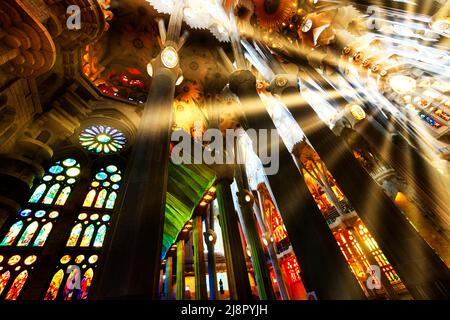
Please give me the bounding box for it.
[147,0,233,42]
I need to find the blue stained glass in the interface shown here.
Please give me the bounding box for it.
[49,165,64,174]
[93,225,107,247]
[20,210,32,217]
[29,184,47,203]
[105,192,117,209]
[95,172,108,181]
[35,210,46,218]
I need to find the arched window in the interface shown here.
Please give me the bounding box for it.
[0,255,37,300]
[47,164,123,300]
[0,158,81,300]
[44,270,64,300]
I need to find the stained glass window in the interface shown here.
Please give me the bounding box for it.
[29,184,47,203]
[44,270,64,300]
[0,271,10,296]
[83,190,96,207]
[44,163,123,300]
[43,184,61,204]
[66,223,83,247]
[0,254,36,300]
[93,225,107,248]
[79,125,127,154]
[33,223,53,247]
[0,210,60,247]
[45,255,98,300]
[80,225,95,247]
[62,267,80,300]
[28,158,81,206]
[4,270,28,300]
[55,187,71,206]
[17,221,39,247]
[77,268,94,300]
[0,221,23,246]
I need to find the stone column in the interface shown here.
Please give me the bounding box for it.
[193,215,208,300]
[92,48,181,299]
[176,239,186,300]
[204,205,219,300]
[234,165,275,300]
[228,69,365,299]
[164,256,174,300]
[215,177,253,300]
[272,73,450,299]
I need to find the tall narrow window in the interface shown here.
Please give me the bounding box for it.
[0,158,81,300]
[0,254,37,300]
[48,164,123,300]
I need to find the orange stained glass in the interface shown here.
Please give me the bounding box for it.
[44,269,64,300]
[94,189,107,208]
[55,187,71,206]
[5,270,28,300]
[0,271,11,295]
[66,223,83,247]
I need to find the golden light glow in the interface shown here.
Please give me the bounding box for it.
[389,75,417,95]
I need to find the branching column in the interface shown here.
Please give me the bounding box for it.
[272,74,450,299]
[228,69,365,299]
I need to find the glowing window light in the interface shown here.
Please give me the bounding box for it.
[79,125,127,154]
[389,75,417,95]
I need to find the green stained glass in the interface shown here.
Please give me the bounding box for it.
[43,184,60,204]
[17,221,39,246]
[93,225,107,247]
[43,175,52,181]
[67,178,76,184]
[0,221,23,246]
[29,184,47,203]
[80,224,95,247]
[105,192,117,209]
[94,189,107,208]
[33,222,53,247]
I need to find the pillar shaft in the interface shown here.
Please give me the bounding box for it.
[253,193,290,300]
[164,257,174,300]
[176,239,186,300]
[204,208,219,300]
[280,76,450,298]
[193,215,208,300]
[354,116,450,230]
[235,165,275,300]
[228,70,365,299]
[216,180,253,300]
[93,68,176,299]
